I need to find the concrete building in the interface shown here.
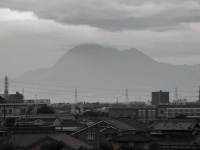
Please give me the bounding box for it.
[24,99,50,105]
[147,119,200,149]
[157,103,200,119]
[152,90,169,106]
[108,107,157,123]
[0,103,47,126]
[8,91,24,103]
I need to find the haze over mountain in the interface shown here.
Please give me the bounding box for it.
[15,44,200,103]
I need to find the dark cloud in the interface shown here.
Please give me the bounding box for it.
[0,0,200,31]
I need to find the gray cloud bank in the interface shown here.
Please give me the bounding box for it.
[0,0,200,31]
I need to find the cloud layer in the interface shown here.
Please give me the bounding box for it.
[0,1,200,78]
[0,0,200,31]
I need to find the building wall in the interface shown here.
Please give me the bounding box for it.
[108,107,157,123]
[108,108,136,118]
[166,108,200,118]
[152,91,169,105]
[73,126,101,147]
[0,106,21,117]
[157,108,166,119]
[118,141,149,150]
[100,128,122,145]
[73,123,122,147]
[8,92,23,103]
[24,99,50,104]
[157,104,200,119]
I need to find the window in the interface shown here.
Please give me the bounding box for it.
[105,133,117,140]
[8,109,12,114]
[2,109,7,114]
[21,109,26,113]
[129,143,135,148]
[160,110,164,114]
[86,133,95,140]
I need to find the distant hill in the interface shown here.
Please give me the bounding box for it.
[16,44,200,102]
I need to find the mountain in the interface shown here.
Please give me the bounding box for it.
[16,44,200,102]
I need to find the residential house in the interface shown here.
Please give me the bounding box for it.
[108,107,157,123]
[71,120,138,148]
[147,119,200,149]
[71,120,122,147]
[157,104,200,119]
[23,134,94,150]
[0,103,47,126]
[112,134,151,150]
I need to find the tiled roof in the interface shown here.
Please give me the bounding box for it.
[62,119,86,127]
[157,138,191,145]
[115,117,148,131]
[19,118,56,123]
[8,133,48,147]
[22,114,75,120]
[106,119,137,131]
[148,119,197,130]
[71,120,113,135]
[48,134,94,149]
[112,134,151,142]
[100,126,121,132]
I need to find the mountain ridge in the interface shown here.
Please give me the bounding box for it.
[16,44,200,102]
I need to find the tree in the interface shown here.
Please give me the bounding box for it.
[175,114,187,119]
[37,105,55,114]
[0,142,19,150]
[40,141,65,150]
[148,142,159,150]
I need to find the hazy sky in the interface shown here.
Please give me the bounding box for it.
[1,0,200,78]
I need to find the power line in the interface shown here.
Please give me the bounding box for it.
[9,80,198,94]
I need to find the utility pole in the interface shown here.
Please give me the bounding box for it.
[1,99,6,142]
[198,86,200,103]
[175,86,178,100]
[159,90,161,104]
[4,76,9,101]
[117,97,119,107]
[74,88,78,104]
[22,88,24,100]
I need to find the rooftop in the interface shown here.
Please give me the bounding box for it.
[9,133,49,147]
[112,134,151,142]
[48,134,94,149]
[148,119,197,131]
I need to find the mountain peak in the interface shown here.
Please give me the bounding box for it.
[121,47,154,62]
[17,44,200,103]
[75,43,103,49]
[55,44,156,69]
[67,43,119,56]
[126,48,146,55]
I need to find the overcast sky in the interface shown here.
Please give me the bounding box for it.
[0,0,200,78]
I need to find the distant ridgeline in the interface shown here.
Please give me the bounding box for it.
[13,44,200,103]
